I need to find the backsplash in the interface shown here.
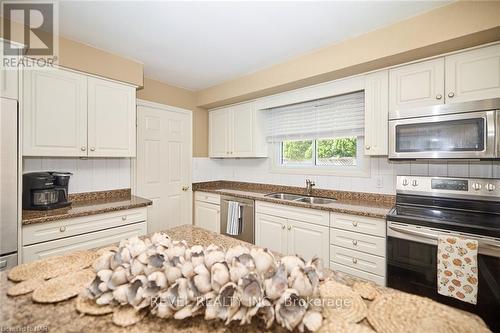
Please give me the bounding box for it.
[192,157,500,195]
[23,157,131,194]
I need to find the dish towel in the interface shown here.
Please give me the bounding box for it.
[437,234,478,304]
[226,201,241,236]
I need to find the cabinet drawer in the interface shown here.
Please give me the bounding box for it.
[330,261,385,286]
[330,245,386,277]
[330,213,385,237]
[194,192,221,205]
[330,228,386,257]
[256,201,329,227]
[23,221,147,263]
[23,208,147,246]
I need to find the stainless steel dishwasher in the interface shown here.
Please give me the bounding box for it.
[220,195,254,244]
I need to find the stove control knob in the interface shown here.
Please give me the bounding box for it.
[486,183,495,192]
[472,183,482,191]
[412,180,419,187]
[402,179,409,186]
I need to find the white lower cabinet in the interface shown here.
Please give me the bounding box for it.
[330,213,386,286]
[255,201,329,264]
[194,192,220,233]
[22,208,148,263]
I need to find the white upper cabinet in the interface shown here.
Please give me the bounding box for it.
[87,77,136,157]
[364,70,389,156]
[209,108,231,157]
[0,41,19,100]
[389,57,445,112]
[23,66,136,157]
[445,44,500,104]
[23,68,88,157]
[209,101,267,158]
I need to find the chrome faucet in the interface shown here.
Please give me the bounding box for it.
[305,179,315,196]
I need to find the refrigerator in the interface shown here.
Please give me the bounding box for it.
[0,97,18,271]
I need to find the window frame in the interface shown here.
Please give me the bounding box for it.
[270,136,371,177]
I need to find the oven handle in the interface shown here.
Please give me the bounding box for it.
[388,224,500,253]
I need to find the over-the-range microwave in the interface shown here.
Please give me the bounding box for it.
[389,98,500,160]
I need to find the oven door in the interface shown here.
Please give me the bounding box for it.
[389,111,496,159]
[387,221,500,332]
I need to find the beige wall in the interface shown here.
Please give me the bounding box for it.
[137,78,208,157]
[1,17,143,86]
[196,1,500,108]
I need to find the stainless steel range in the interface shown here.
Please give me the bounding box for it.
[386,176,500,331]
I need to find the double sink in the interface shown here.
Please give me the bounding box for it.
[264,192,337,205]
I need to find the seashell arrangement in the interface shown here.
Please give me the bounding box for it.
[83,233,325,331]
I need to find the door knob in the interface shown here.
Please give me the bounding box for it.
[59,226,66,232]
[352,240,358,246]
[352,258,358,264]
[81,147,86,151]
[352,221,358,227]
[365,145,371,150]
[281,225,286,230]
[287,225,291,231]
[182,186,190,191]
[435,94,442,100]
[90,147,95,152]
[448,92,455,98]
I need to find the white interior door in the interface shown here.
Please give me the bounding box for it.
[136,101,192,233]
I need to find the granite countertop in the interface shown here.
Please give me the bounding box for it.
[22,189,152,225]
[1,225,486,333]
[193,181,394,219]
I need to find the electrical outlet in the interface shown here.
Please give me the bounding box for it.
[375,176,383,188]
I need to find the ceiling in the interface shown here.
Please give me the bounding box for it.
[58,1,449,90]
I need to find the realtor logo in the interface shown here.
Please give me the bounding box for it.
[2,1,58,58]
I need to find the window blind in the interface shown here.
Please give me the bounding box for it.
[266,91,365,142]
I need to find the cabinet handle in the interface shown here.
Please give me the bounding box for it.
[435,94,442,100]
[81,147,86,151]
[352,240,358,246]
[59,226,66,232]
[282,225,286,230]
[90,147,96,152]
[122,216,127,221]
[352,221,358,227]
[352,258,358,264]
[365,145,371,150]
[182,186,190,191]
[287,225,291,231]
[448,92,455,98]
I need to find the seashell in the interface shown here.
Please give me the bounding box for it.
[275,288,307,331]
[130,259,146,276]
[113,284,129,304]
[299,310,323,332]
[281,255,305,274]
[164,278,190,311]
[97,269,113,283]
[87,275,104,298]
[306,257,325,281]
[226,306,247,325]
[148,271,167,289]
[93,251,114,272]
[152,294,174,319]
[109,266,128,289]
[229,257,251,283]
[244,298,274,328]
[174,303,204,320]
[204,244,225,269]
[186,245,205,267]
[165,256,183,284]
[237,253,256,270]
[96,291,114,305]
[136,252,148,265]
[225,245,250,264]
[151,232,172,248]
[110,250,123,270]
[165,240,188,259]
[193,264,212,294]
[250,248,276,278]
[205,282,240,321]
[289,266,319,297]
[98,281,110,293]
[211,262,230,292]
[181,260,195,278]
[127,275,147,306]
[265,263,288,300]
[186,278,202,301]
[128,237,147,258]
[238,272,263,307]
[144,253,166,275]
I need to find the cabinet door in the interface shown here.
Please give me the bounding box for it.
[445,44,500,103]
[232,103,254,156]
[0,41,18,100]
[364,70,389,155]
[23,68,88,156]
[194,201,220,233]
[389,58,445,113]
[209,108,230,157]
[255,213,287,254]
[287,219,329,264]
[87,77,136,157]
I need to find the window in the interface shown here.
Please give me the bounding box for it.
[266,91,369,176]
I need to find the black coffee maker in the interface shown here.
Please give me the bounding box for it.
[23,172,72,210]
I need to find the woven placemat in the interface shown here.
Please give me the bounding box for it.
[32,269,95,303]
[8,251,95,282]
[76,295,114,315]
[352,282,380,301]
[367,293,492,333]
[318,317,376,333]
[7,278,45,296]
[320,280,367,324]
[112,306,147,327]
